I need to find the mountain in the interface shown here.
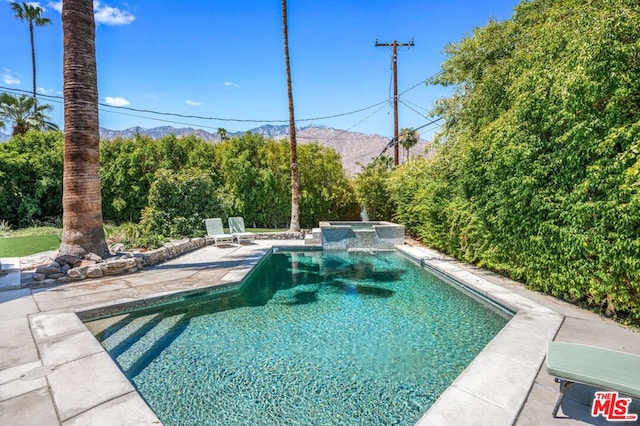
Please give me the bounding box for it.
[99,124,430,175]
[99,126,219,142]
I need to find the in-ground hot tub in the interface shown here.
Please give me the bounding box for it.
[319,221,405,250]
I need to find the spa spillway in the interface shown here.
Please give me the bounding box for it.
[319,221,405,250]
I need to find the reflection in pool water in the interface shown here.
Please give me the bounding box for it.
[90,250,508,425]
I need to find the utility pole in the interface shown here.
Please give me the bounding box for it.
[375,39,414,166]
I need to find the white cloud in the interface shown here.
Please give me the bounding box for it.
[2,69,20,85]
[26,2,45,10]
[37,87,62,96]
[185,100,203,106]
[47,1,134,26]
[8,1,48,10]
[47,1,62,13]
[94,1,135,26]
[224,81,240,88]
[105,96,130,107]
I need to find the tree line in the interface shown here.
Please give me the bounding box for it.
[375,0,640,324]
[0,130,358,233]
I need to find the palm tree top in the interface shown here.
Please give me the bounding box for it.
[11,2,52,26]
[0,93,58,136]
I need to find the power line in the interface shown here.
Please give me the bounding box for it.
[2,76,437,137]
[399,99,427,119]
[401,98,428,113]
[0,85,389,124]
[399,79,427,96]
[413,117,443,131]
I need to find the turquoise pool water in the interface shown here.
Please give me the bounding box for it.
[91,250,508,425]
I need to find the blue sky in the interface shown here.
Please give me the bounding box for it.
[1,0,519,138]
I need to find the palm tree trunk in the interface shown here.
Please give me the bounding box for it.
[59,0,109,258]
[282,0,300,232]
[29,20,37,114]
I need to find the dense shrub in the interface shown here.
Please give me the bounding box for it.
[390,0,640,323]
[354,156,395,221]
[298,143,358,227]
[140,169,223,238]
[215,134,357,228]
[101,133,219,224]
[1,130,357,238]
[0,130,63,227]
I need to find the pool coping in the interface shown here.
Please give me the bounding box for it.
[396,245,564,425]
[14,241,563,425]
[24,243,275,424]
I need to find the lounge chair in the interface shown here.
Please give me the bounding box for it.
[204,218,235,246]
[228,216,255,243]
[546,341,640,417]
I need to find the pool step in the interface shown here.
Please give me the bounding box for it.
[102,313,186,376]
[305,228,321,245]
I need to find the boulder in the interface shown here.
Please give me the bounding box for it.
[67,266,87,281]
[84,253,103,262]
[55,254,82,267]
[31,273,46,282]
[86,265,105,278]
[36,262,61,275]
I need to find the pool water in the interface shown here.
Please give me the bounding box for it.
[91,250,508,425]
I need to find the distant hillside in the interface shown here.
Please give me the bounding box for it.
[99,126,219,142]
[99,124,430,175]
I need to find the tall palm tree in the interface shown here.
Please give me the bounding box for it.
[399,128,419,162]
[0,93,58,136]
[216,127,229,141]
[59,0,109,258]
[11,2,51,113]
[282,0,300,232]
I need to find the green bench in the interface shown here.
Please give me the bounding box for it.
[546,342,640,417]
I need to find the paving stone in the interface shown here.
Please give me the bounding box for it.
[0,360,41,385]
[0,372,48,401]
[452,351,538,412]
[0,290,37,313]
[0,317,39,371]
[39,329,104,367]
[0,387,59,426]
[48,351,135,421]
[418,386,515,426]
[0,360,46,401]
[30,312,87,343]
[483,320,557,367]
[1,240,639,425]
[62,391,160,426]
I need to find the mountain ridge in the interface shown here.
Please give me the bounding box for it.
[99,124,429,175]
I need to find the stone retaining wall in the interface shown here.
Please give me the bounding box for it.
[252,231,306,240]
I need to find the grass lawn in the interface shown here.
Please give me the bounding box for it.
[0,234,61,257]
[0,225,289,258]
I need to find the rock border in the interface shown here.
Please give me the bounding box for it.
[25,232,307,288]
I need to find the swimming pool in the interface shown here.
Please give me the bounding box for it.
[88,249,508,425]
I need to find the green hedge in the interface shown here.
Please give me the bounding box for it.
[390,0,640,324]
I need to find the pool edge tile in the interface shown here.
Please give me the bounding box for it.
[397,245,564,425]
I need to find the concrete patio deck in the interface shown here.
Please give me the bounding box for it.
[1,240,639,425]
